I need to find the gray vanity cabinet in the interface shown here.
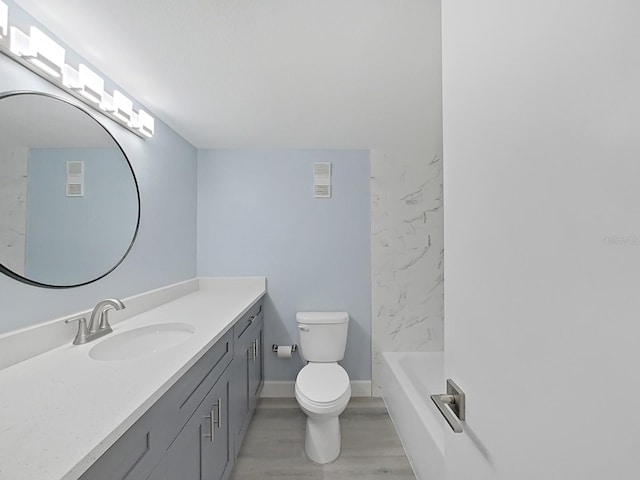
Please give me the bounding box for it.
[78,299,263,480]
[165,369,231,480]
[230,303,264,454]
[145,459,167,480]
[76,394,169,480]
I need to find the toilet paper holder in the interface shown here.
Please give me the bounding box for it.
[272,344,298,354]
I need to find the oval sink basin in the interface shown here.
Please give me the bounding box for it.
[89,323,195,361]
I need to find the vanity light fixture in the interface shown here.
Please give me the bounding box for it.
[137,109,155,138]
[62,64,80,88]
[0,1,7,39]
[10,26,66,78]
[0,1,155,139]
[112,90,133,124]
[100,91,115,113]
[64,64,104,104]
[23,27,65,78]
[8,26,29,55]
[129,111,140,129]
[74,64,104,104]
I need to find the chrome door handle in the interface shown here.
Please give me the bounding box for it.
[430,379,465,434]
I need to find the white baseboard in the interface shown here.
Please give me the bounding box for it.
[351,381,373,397]
[261,380,372,398]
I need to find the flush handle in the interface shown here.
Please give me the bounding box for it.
[298,326,309,332]
[430,379,465,434]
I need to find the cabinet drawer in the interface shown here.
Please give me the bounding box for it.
[234,301,263,340]
[160,329,233,436]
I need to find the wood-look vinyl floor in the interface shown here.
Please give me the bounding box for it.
[230,398,416,480]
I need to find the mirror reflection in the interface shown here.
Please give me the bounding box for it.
[0,92,139,288]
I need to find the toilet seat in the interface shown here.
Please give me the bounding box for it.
[295,363,351,410]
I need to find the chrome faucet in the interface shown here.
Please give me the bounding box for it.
[65,298,125,345]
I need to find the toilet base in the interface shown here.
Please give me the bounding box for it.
[304,414,341,464]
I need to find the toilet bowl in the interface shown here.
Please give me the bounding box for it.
[294,311,351,464]
[295,363,351,464]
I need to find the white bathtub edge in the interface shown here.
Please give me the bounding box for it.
[382,351,445,480]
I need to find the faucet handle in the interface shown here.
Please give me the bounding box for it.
[65,317,89,345]
[65,316,87,326]
[99,309,114,332]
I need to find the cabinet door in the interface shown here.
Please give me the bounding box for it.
[166,370,231,480]
[247,322,264,413]
[79,399,167,480]
[230,331,251,452]
[207,373,232,480]
[145,457,166,480]
[160,329,233,439]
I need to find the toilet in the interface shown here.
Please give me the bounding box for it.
[294,311,351,464]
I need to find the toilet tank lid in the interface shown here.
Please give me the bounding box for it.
[296,312,349,325]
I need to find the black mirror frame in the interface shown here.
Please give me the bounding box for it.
[0,91,141,289]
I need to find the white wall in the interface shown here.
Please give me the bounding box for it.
[370,0,443,395]
[371,147,443,395]
[0,147,27,275]
[443,1,640,478]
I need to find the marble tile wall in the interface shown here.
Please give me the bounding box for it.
[371,148,444,395]
[0,147,28,275]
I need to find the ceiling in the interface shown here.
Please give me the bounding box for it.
[14,0,437,149]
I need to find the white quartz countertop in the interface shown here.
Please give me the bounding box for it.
[0,278,266,480]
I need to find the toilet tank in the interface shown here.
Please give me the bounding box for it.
[296,312,349,362]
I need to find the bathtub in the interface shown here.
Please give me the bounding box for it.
[382,352,445,480]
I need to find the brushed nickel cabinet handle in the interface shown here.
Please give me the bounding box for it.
[203,411,215,443]
[214,398,222,429]
[248,341,255,361]
[256,338,260,359]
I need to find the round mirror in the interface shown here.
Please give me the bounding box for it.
[0,92,140,288]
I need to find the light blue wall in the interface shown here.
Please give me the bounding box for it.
[0,53,197,333]
[25,148,138,284]
[197,150,371,382]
